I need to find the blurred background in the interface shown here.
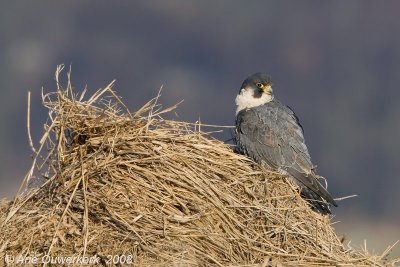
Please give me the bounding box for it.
[1,0,399,257]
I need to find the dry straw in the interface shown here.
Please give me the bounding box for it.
[0,66,398,266]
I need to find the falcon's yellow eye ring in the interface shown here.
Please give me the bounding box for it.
[256,83,263,88]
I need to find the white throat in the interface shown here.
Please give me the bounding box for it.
[235,88,274,115]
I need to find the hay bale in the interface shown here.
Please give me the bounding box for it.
[0,67,397,266]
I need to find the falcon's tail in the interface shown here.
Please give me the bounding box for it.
[300,187,334,214]
[287,169,338,215]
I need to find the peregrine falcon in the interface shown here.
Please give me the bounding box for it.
[234,73,337,214]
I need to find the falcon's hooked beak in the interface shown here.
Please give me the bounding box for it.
[259,82,273,95]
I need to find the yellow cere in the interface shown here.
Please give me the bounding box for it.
[263,84,272,93]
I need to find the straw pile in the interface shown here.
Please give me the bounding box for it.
[0,67,398,266]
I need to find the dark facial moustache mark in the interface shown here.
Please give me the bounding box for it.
[253,86,263,98]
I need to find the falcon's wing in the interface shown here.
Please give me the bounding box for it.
[235,101,337,213]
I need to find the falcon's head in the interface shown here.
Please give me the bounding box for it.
[235,73,274,115]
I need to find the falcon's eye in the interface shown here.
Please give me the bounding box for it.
[256,83,263,88]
